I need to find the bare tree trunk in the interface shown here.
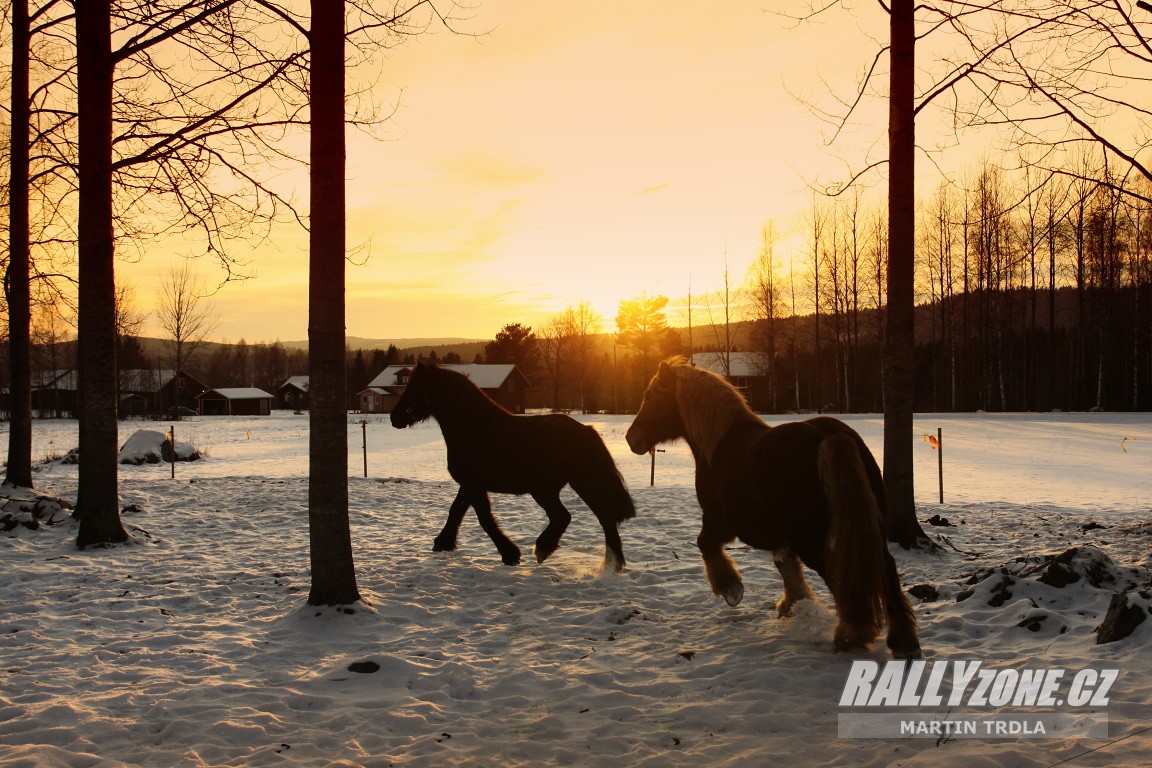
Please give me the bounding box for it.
[885,0,928,547]
[75,0,128,547]
[810,197,824,412]
[307,0,360,606]
[1046,183,1060,409]
[5,0,34,490]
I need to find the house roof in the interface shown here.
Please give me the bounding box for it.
[278,375,309,392]
[366,364,522,391]
[198,387,274,400]
[119,369,207,393]
[690,352,768,379]
[29,370,78,390]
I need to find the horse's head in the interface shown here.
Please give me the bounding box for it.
[390,362,435,429]
[625,358,686,454]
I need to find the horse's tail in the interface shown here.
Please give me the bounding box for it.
[818,433,903,653]
[569,425,637,525]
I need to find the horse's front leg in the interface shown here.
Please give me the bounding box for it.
[772,548,815,618]
[470,488,522,566]
[697,506,743,607]
[433,486,471,552]
[529,490,572,565]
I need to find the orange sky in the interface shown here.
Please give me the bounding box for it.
[133,2,895,344]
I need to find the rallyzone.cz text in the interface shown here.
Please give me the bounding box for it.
[839,661,1118,708]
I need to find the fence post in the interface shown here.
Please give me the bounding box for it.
[937,427,943,504]
[649,448,664,486]
[169,425,176,479]
[362,420,368,478]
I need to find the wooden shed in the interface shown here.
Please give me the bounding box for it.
[196,387,274,416]
[120,369,209,417]
[276,376,310,410]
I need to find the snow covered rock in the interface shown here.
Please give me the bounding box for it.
[118,429,201,465]
[0,493,73,532]
[1096,590,1151,644]
[1036,546,1122,589]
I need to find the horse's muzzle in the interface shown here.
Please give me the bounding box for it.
[625,427,650,455]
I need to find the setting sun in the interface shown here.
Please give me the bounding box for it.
[125,2,887,344]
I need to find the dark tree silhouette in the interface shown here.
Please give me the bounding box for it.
[307,0,360,606]
[485,322,540,378]
[5,0,73,490]
[5,0,35,490]
[884,0,927,548]
[74,0,128,547]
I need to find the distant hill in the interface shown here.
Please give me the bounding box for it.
[133,335,485,355]
[277,336,483,351]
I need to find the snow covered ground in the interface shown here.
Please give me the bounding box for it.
[1,410,1150,767]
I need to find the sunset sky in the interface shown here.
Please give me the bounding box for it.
[134,2,903,344]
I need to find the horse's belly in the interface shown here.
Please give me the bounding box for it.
[727,506,787,551]
[713,467,823,552]
[447,456,552,496]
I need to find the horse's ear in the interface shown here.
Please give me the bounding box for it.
[658,360,676,383]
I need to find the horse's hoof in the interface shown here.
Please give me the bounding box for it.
[890,643,923,660]
[602,551,626,574]
[533,541,559,564]
[724,582,745,607]
[501,548,522,566]
[432,539,457,552]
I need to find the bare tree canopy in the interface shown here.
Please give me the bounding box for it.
[788,1,1152,199]
[947,0,1152,195]
[156,259,219,375]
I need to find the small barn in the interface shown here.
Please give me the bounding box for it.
[359,364,530,415]
[196,387,274,416]
[357,386,392,414]
[276,376,310,410]
[119,392,149,418]
[120,369,209,417]
[30,370,78,418]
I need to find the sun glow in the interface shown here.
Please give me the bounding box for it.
[126,2,902,344]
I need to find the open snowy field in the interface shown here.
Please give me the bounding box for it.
[1,410,1150,767]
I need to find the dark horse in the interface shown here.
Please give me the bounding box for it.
[390,362,636,572]
[626,358,920,658]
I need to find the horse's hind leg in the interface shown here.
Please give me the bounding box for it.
[697,512,743,607]
[570,484,626,572]
[433,487,471,552]
[598,518,626,574]
[529,490,571,564]
[576,498,626,573]
[881,551,922,659]
[772,548,815,617]
[470,489,521,566]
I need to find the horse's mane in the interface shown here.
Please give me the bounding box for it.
[666,357,761,461]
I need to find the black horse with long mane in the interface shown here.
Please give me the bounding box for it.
[626,357,920,658]
[390,362,636,572]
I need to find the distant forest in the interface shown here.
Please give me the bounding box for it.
[10,279,1151,418]
[727,165,1152,415]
